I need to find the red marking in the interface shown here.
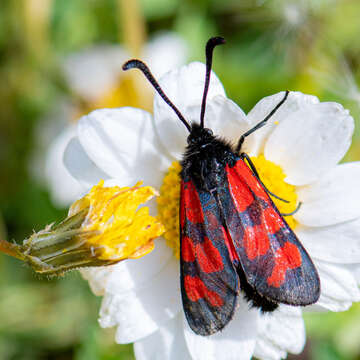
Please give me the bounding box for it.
[182,236,195,262]
[182,234,223,272]
[196,237,223,273]
[263,207,283,235]
[182,181,204,224]
[226,166,254,212]
[184,275,224,307]
[243,225,270,260]
[232,161,269,201]
[267,242,302,287]
[221,227,240,263]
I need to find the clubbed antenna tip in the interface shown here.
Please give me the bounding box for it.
[200,36,226,128]
[122,59,191,132]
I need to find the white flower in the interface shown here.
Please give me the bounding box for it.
[64,61,360,360]
[31,33,187,207]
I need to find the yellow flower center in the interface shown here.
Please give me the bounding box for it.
[157,156,298,258]
[157,162,182,259]
[69,180,164,261]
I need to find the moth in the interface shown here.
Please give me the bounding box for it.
[123,37,320,336]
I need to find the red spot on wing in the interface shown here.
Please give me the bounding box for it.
[243,225,270,260]
[182,181,204,224]
[267,242,302,287]
[229,160,269,206]
[226,165,254,212]
[182,235,223,273]
[182,236,195,262]
[263,207,283,235]
[196,237,224,273]
[184,275,224,307]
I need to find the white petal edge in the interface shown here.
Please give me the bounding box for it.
[349,263,360,284]
[154,61,226,159]
[313,260,360,311]
[63,136,110,189]
[99,256,181,343]
[295,162,360,226]
[254,339,287,360]
[246,91,319,156]
[296,217,360,263]
[183,297,258,360]
[78,107,171,187]
[82,239,174,296]
[134,314,192,360]
[264,101,354,185]
[45,125,84,206]
[254,305,305,360]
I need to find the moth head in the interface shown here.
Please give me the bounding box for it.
[187,124,214,145]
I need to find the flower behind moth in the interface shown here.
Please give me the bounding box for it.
[0,181,164,275]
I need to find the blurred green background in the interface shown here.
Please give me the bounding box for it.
[1,0,360,359]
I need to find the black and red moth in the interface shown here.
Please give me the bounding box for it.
[123,37,320,336]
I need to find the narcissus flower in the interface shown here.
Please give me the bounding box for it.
[0,181,163,275]
[64,61,360,360]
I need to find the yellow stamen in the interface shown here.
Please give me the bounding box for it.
[157,162,181,259]
[70,180,164,260]
[0,181,165,276]
[157,157,298,257]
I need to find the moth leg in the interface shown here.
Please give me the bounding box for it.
[281,202,302,216]
[240,153,290,204]
[236,90,289,153]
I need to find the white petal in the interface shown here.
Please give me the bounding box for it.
[349,263,360,284]
[78,108,170,187]
[314,260,360,311]
[80,266,113,296]
[254,306,305,360]
[254,340,287,360]
[296,218,360,263]
[311,297,353,312]
[154,62,226,159]
[134,314,192,360]
[99,256,181,343]
[82,239,173,296]
[295,162,360,226]
[63,136,110,189]
[45,125,84,206]
[264,101,354,185]
[105,239,174,294]
[183,297,258,360]
[62,45,127,101]
[202,95,250,144]
[246,91,319,156]
[144,33,188,79]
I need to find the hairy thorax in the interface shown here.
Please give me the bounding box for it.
[181,124,237,191]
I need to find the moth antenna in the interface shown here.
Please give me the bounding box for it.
[122,59,191,132]
[200,37,226,128]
